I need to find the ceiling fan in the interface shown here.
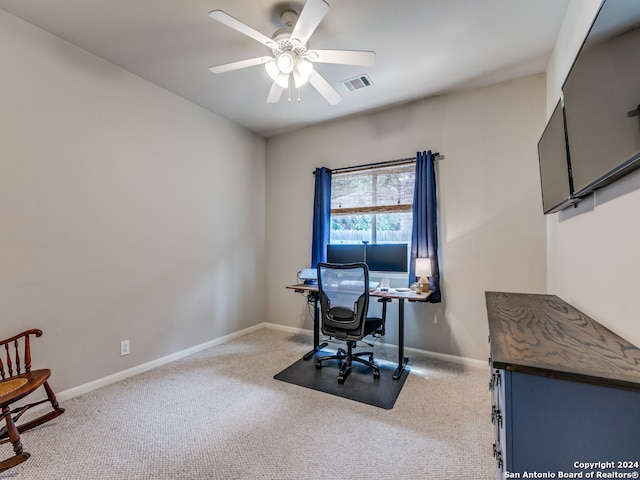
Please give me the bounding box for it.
[208,0,375,105]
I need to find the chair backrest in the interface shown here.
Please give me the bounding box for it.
[317,262,370,340]
[0,329,42,380]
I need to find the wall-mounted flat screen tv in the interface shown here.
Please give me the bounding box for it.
[537,99,579,214]
[562,0,640,197]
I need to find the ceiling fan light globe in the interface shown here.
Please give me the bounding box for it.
[297,59,313,79]
[293,70,308,88]
[275,72,290,89]
[265,60,279,81]
[277,51,296,74]
[293,59,313,87]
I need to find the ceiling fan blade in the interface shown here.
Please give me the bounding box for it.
[308,70,342,105]
[209,56,272,74]
[209,10,276,48]
[266,82,284,103]
[309,49,376,67]
[290,0,330,46]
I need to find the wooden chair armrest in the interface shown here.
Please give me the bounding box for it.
[0,330,43,345]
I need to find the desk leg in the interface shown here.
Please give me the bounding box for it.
[393,298,409,379]
[303,292,327,360]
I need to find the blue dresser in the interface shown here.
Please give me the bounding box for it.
[486,292,640,479]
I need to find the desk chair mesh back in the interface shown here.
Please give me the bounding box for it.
[316,262,383,384]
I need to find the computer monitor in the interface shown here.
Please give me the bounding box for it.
[326,244,366,264]
[365,244,408,273]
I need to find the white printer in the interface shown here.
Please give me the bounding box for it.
[298,268,317,284]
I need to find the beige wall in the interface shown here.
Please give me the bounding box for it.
[545,0,640,348]
[0,10,266,392]
[3,0,594,387]
[265,74,547,361]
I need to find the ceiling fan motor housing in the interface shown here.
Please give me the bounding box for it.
[267,10,313,86]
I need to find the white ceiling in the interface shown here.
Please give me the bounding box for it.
[0,0,571,138]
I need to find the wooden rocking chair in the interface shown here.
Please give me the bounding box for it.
[0,329,65,472]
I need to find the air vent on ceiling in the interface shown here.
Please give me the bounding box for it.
[341,74,374,92]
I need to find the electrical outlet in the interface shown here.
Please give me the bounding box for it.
[120,339,130,356]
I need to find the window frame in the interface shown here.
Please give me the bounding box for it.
[329,160,415,250]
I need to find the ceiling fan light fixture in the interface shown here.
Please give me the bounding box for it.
[276,51,296,74]
[265,59,279,81]
[297,59,313,78]
[274,72,290,89]
[292,70,305,88]
[293,59,314,87]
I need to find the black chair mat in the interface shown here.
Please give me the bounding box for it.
[274,349,409,409]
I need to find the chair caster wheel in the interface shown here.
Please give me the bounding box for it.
[373,370,381,379]
[338,376,345,384]
[315,361,322,369]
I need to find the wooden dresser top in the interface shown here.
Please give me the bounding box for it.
[486,291,640,391]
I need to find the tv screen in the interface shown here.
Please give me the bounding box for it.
[326,244,365,264]
[562,0,640,197]
[537,100,579,214]
[365,244,408,273]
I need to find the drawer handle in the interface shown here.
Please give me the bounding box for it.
[489,370,502,391]
[491,406,503,428]
[492,443,503,469]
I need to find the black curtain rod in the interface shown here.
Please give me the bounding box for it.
[313,152,442,175]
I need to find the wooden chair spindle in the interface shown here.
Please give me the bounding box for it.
[0,329,64,472]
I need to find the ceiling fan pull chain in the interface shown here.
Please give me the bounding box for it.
[288,82,292,103]
[298,87,302,103]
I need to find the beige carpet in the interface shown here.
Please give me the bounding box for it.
[2,328,497,479]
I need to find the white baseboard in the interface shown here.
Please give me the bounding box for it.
[56,323,265,403]
[261,322,487,368]
[54,322,484,405]
[402,344,487,368]
[260,322,313,336]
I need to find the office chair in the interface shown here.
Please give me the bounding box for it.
[315,262,384,384]
[0,329,65,472]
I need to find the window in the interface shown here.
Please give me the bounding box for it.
[330,162,415,246]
